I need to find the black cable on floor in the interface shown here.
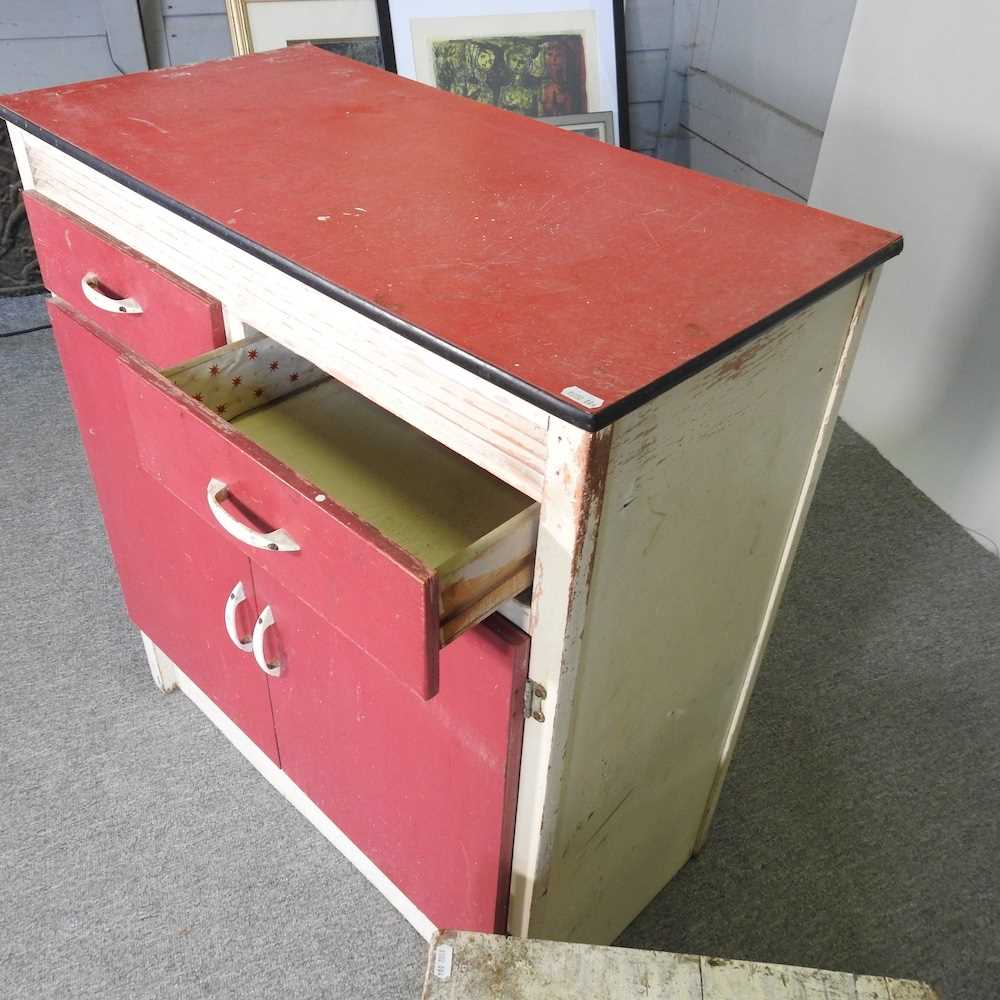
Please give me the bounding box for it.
[0,323,52,339]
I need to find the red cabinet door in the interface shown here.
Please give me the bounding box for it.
[249,563,530,933]
[50,300,279,764]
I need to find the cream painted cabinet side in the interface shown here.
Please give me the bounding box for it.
[515,275,876,943]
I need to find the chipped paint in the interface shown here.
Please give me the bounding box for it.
[421,931,939,999]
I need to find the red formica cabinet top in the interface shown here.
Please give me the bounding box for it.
[1,46,901,428]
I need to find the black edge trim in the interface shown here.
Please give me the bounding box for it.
[374,0,397,74]
[590,234,903,429]
[2,106,903,433]
[612,0,631,149]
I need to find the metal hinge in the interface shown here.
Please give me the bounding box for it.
[523,680,547,722]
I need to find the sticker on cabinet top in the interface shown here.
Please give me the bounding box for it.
[562,385,605,409]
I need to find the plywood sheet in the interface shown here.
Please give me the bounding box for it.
[421,932,938,1000]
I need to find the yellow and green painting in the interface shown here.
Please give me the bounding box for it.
[431,35,587,117]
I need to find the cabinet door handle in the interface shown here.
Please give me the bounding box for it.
[81,272,143,314]
[252,606,281,677]
[206,478,300,552]
[224,580,253,652]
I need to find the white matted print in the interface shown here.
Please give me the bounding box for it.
[228,0,390,68]
[542,110,614,143]
[388,1,625,145]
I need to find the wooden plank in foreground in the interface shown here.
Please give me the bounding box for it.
[420,931,939,1000]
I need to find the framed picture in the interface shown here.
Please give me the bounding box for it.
[225,0,397,70]
[386,1,629,147]
[541,110,614,143]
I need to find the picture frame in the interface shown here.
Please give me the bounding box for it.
[541,110,615,144]
[225,0,397,71]
[385,1,630,147]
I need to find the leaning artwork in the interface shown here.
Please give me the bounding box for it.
[290,37,385,68]
[431,35,587,117]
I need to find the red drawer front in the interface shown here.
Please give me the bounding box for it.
[117,350,441,700]
[251,563,529,933]
[26,191,225,366]
[48,301,280,763]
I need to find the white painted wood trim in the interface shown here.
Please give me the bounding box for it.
[694,269,880,851]
[508,418,612,937]
[221,304,249,344]
[140,630,178,692]
[6,123,35,190]
[21,133,548,501]
[155,644,438,941]
[496,592,532,634]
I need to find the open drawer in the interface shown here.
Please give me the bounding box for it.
[119,333,538,700]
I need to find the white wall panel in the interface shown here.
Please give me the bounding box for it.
[683,68,820,198]
[0,36,120,91]
[811,0,1000,554]
[164,13,232,65]
[627,48,668,103]
[694,0,856,131]
[683,129,803,202]
[626,0,672,52]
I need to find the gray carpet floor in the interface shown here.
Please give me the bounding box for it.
[2,294,997,1000]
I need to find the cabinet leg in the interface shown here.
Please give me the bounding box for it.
[140,631,179,693]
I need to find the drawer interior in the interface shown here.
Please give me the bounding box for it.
[164,334,538,640]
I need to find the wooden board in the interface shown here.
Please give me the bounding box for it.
[0,46,900,427]
[420,932,939,999]
[513,278,870,943]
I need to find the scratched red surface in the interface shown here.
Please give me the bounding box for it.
[2,47,900,418]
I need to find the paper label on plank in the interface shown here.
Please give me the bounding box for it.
[433,944,453,980]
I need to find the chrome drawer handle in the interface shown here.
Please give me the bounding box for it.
[81,272,143,314]
[206,478,300,552]
[224,580,253,652]
[252,606,281,677]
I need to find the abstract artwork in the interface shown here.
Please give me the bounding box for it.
[430,34,587,117]
[289,36,385,67]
